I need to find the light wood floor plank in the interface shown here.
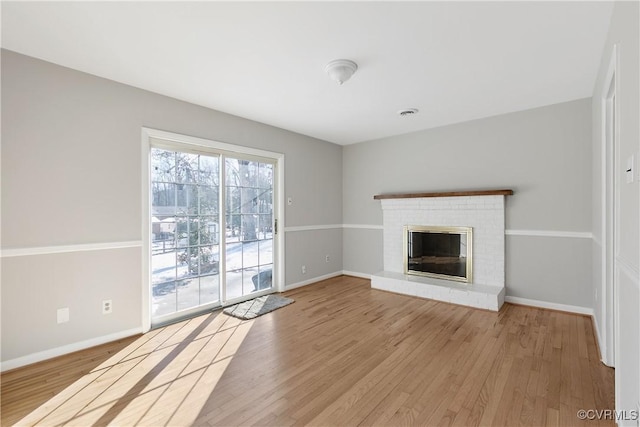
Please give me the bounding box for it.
[1,276,614,426]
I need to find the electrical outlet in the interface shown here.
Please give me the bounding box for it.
[301,265,307,274]
[102,299,113,314]
[325,255,330,263]
[57,307,69,324]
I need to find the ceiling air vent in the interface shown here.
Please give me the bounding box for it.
[398,108,419,116]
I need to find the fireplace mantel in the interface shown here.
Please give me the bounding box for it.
[373,189,513,200]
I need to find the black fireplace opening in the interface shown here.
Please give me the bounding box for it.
[405,226,472,282]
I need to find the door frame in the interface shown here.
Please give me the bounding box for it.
[141,127,285,332]
[600,44,618,369]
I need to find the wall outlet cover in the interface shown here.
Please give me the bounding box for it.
[57,307,69,324]
[102,300,113,314]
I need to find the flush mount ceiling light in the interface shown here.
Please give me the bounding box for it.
[325,59,358,85]
[398,108,419,116]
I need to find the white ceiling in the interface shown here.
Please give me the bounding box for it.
[2,1,614,145]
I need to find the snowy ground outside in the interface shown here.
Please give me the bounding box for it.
[151,234,273,317]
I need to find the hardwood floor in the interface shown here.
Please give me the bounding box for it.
[1,276,614,426]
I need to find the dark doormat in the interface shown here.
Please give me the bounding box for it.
[223,294,294,320]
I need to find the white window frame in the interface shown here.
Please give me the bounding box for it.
[141,127,285,332]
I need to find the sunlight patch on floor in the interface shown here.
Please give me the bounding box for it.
[16,311,254,426]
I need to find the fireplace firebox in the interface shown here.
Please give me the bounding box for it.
[404,225,473,283]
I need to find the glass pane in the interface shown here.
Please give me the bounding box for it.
[198,245,220,275]
[259,239,273,265]
[226,214,241,243]
[243,267,259,295]
[254,265,273,291]
[152,217,176,248]
[225,158,239,187]
[177,184,198,215]
[226,269,243,300]
[199,155,219,186]
[152,182,176,216]
[237,160,259,188]
[153,288,176,317]
[243,240,259,268]
[177,248,198,279]
[177,277,198,311]
[226,242,242,271]
[151,149,175,183]
[176,152,199,184]
[152,250,177,285]
[226,186,240,213]
[200,274,219,305]
[242,215,258,242]
[151,248,177,317]
[258,189,272,214]
[258,163,273,189]
[241,188,258,214]
[258,215,272,239]
[199,217,218,245]
[176,217,189,247]
[199,186,218,215]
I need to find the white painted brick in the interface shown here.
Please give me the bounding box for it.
[381,195,506,291]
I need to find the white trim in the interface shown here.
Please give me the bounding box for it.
[0,327,143,372]
[342,224,384,230]
[142,127,283,160]
[284,224,342,233]
[276,157,286,292]
[285,271,343,290]
[141,129,152,332]
[505,229,593,239]
[0,227,596,258]
[600,44,619,371]
[0,241,142,258]
[341,270,371,279]
[504,296,594,316]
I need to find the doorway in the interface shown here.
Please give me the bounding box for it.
[142,129,284,329]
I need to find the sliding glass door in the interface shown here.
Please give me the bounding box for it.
[149,146,275,325]
[224,158,274,301]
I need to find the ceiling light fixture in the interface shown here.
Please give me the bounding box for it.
[325,59,358,85]
[398,108,419,116]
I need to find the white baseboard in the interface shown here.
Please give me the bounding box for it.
[285,271,344,291]
[341,270,371,279]
[0,327,143,372]
[504,296,594,316]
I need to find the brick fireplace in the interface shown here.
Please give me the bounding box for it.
[370,189,513,311]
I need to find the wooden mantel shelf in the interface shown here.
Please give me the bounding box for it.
[373,189,514,200]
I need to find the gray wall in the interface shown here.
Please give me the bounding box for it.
[343,98,593,307]
[591,1,639,422]
[1,50,343,363]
